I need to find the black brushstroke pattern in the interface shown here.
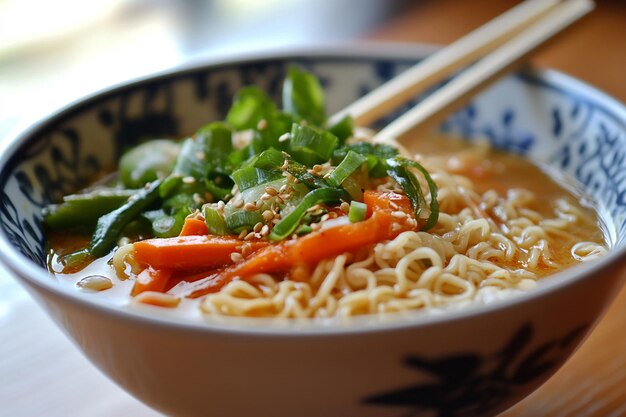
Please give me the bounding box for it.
[364,323,588,417]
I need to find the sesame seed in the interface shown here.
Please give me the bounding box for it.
[275,196,284,205]
[389,202,399,210]
[323,173,331,179]
[233,199,244,208]
[278,133,290,142]
[391,223,402,232]
[311,223,320,231]
[264,186,278,196]
[391,211,407,218]
[340,202,350,214]
[77,275,113,291]
[244,232,256,241]
[244,203,258,211]
[321,214,330,222]
[257,119,268,130]
[260,225,270,235]
[253,222,263,233]
[307,204,321,213]
[312,164,323,172]
[183,176,196,184]
[279,184,288,193]
[272,218,280,225]
[262,210,274,221]
[238,229,248,239]
[254,232,262,239]
[230,252,244,263]
[255,199,264,208]
[261,193,271,201]
[217,201,226,211]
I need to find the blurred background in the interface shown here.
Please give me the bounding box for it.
[1,1,625,416]
[2,0,624,142]
[0,0,412,140]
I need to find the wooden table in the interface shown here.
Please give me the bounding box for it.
[369,1,626,415]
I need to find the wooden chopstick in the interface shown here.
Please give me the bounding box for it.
[329,0,564,127]
[372,0,594,145]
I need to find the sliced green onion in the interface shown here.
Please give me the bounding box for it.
[289,123,338,164]
[225,210,263,234]
[326,151,367,187]
[119,139,180,188]
[203,206,228,235]
[231,166,282,192]
[226,86,276,130]
[282,65,325,126]
[152,213,186,238]
[44,188,136,230]
[348,201,367,223]
[269,188,348,241]
[386,158,439,231]
[254,149,328,190]
[296,224,313,236]
[196,122,235,174]
[328,115,353,145]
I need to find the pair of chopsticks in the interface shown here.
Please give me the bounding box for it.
[329,0,594,145]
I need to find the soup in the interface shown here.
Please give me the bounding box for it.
[45,67,607,318]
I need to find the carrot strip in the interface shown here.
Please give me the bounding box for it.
[131,266,173,296]
[187,192,417,296]
[133,235,268,269]
[179,217,208,236]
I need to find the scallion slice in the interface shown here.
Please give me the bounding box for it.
[289,123,338,164]
[386,158,439,230]
[348,201,367,223]
[231,166,282,192]
[203,206,228,235]
[225,211,264,234]
[326,151,367,187]
[269,188,348,241]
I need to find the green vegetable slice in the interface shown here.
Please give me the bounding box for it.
[328,115,353,146]
[254,149,328,190]
[89,179,162,257]
[231,166,282,192]
[348,201,367,223]
[269,188,348,241]
[282,66,325,126]
[119,139,180,188]
[44,189,136,230]
[326,151,367,187]
[225,211,264,234]
[226,86,276,130]
[386,158,439,231]
[289,123,338,164]
[203,206,228,235]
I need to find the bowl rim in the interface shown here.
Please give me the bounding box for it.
[1,42,625,336]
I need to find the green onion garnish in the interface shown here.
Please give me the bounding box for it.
[203,206,228,235]
[326,150,367,187]
[348,201,367,223]
[269,188,348,241]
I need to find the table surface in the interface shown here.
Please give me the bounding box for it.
[1,1,625,416]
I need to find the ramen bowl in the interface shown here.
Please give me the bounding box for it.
[1,44,626,417]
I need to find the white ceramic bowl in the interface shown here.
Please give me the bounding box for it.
[1,44,626,417]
